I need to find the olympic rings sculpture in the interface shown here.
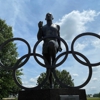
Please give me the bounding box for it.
[0,32,99,90]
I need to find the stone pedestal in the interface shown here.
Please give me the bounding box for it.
[18,89,87,100]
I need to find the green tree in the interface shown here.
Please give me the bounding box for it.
[93,92,100,97]
[0,19,22,99]
[37,69,74,89]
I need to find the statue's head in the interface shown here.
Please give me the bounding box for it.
[45,13,54,20]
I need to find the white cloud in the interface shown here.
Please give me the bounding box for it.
[92,78,98,81]
[74,42,87,51]
[56,10,99,41]
[30,75,39,83]
[93,66,100,73]
[22,81,35,87]
[21,77,38,88]
[90,87,96,90]
[30,78,37,83]
[0,1,21,27]
[92,39,100,49]
[72,73,79,77]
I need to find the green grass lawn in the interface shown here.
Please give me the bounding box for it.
[87,97,100,100]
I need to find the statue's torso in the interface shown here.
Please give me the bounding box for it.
[42,24,59,37]
[41,24,59,53]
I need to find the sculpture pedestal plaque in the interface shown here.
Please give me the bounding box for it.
[18,89,87,100]
[60,95,79,100]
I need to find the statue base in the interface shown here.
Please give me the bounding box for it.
[18,89,87,100]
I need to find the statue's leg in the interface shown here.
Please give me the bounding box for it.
[48,41,57,88]
[43,41,58,88]
[43,53,51,66]
[52,51,56,65]
[48,40,58,65]
[50,47,56,89]
[49,71,53,88]
[43,53,52,88]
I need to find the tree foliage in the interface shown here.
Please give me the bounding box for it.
[37,69,74,89]
[0,19,22,99]
[93,92,100,97]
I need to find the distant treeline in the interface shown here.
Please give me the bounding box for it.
[93,93,100,97]
[87,92,100,97]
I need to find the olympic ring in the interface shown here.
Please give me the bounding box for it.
[71,32,100,67]
[13,52,55,89]
[33,36,69,68]
[53,51,92,89]
[0,38,31,70]
[0,32,99,90]
[14,53,47,69]
[13,68,50,90]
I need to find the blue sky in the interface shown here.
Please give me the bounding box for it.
[0,0,100,94]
